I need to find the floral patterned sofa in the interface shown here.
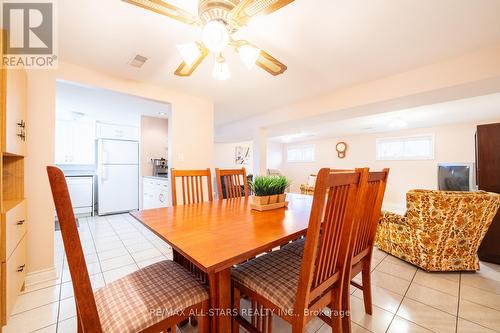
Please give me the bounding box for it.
[375,189,500,271]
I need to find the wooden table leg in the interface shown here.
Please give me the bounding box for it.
[208,268,232,333]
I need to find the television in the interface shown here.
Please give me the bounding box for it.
[438,163,476,191]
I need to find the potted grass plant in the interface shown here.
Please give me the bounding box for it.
[250,176,273,205]
[250,175,291,206]
[274,176,290,203]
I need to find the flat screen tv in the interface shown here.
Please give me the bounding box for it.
[438,163,475,191]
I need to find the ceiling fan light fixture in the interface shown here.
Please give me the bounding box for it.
[238,44,261,69]
[176,42,201,67]
[212,56,230,80]
[202,20,229,53]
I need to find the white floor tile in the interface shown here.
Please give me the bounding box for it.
[459,299,500,331]
[58,297,76,322]
[102,263,139,284]
[387,316,433,333]
[57,316,78,333]
[353,284,403,313]
[460,284,500,310]
[413,269,460,296]
[376,260,417,281]
[397,298,457,333]
[3,302,58,333]
[100,254,135,272]
[457,318,498,333]
[130,248,163,262]
[349,295,394,333]
[406,283,459,315]
[137,255,167,268]
[12,285,60,315]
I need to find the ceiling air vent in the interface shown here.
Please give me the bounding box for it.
[128,54,148,68]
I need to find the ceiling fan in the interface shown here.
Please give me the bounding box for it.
[122,0,294,80]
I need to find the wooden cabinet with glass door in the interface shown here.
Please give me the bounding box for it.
[0,29,28,325]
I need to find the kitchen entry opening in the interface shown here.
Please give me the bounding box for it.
[54,80,170,224]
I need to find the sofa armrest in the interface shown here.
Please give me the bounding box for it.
[380,210,408,226]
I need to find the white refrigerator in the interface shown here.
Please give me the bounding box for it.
[97,139,139,215]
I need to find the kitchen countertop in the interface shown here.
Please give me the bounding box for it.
[63,170,96,177]
[143,176,168,181]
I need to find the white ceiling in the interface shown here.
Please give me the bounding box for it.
[56,81,170,126]
[268,93,500,143]
[59,0,500,126]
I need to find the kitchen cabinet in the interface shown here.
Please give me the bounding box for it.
[143,177,168,209]
[66,176,94,216]
[3,68,27,156]
[1,29,27,324]
[55,119,96,165]
[96,123,139,141]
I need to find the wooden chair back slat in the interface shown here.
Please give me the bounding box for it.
[171,169,213,206]
[352,169,389,260]
[47,166,103,332]
[294,168,368,311]
[215,168,249,199]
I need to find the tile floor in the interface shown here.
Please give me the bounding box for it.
[3,213,500,333]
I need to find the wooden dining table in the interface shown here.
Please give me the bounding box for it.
[130,193,313,333]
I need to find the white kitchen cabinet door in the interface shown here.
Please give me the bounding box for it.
[4,68,27,156]
[96,123,139,141]
[72,121,96,164]
[55,120,74,164]
[55,119,95,165]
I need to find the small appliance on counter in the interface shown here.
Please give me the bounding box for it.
[152,158,168,178]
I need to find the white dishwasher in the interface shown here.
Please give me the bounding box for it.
[66,176,95,216]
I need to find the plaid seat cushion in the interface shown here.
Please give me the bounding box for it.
[232,249,302,311]
[95,260,208,333]
[281,238,305,258]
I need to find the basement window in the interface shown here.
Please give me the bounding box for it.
[287,145,315,162]
[376,134,434,161]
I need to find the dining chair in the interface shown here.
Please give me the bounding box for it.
[47,166,210,333]
[342,169,389,332]
[171,168,213,206]
[215,167,249,199]
[231,168,369,333]
[281,169,390,332]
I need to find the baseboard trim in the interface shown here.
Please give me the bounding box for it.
[24,266,58,287]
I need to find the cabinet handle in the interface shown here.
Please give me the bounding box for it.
[17,120,26,142]
[16,220,25,225]
[17,264,25,272]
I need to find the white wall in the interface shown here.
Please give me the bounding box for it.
[281,120,500,211]
[140,116,168,177]
[214,141,253,172]
[213,140,285,175]
[267,141,284,171]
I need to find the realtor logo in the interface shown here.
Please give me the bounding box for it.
[2,0,57,68]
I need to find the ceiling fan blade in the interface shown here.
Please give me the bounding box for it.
[233,40,287,75]
[122,0,199,25]
[256,49,287,75]
[231,0,295,26]
[174,43,209,77]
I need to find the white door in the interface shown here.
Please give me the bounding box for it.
[99,140,138,165]
[98,165,138,215]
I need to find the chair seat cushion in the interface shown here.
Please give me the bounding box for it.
[281,238,305,258]
[232,249,302,311]
[95,260,208,333]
